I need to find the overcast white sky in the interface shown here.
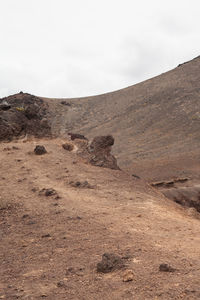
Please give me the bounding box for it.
[0,0,199,98]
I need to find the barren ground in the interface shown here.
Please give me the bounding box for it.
[1,138,200,300]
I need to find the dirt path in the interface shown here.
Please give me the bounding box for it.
[0,139,200,299]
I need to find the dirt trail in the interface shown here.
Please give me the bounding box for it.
[0,139,200,299]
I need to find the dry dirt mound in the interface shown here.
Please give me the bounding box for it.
[0,92,51,141]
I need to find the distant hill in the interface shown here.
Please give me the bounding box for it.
[44,55,200,181]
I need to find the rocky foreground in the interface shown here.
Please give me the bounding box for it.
[0,138,200,300]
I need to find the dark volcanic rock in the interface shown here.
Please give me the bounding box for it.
[24,104,40,119]
[68,133,88,141]
[62,143,74,151]
[89,135,114,151]
[0,101,11,111]
[88,135,119,170]
[0,109,27,141]
[75,135,120,170]
[34,145,47,155]
[159,264,176,272]
[69,180,94,189]
[97,253,125,273]
[39,188,57,197]
[0,93,51,141]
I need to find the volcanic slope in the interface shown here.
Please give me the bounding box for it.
[44,55,200,181]
[1,138,200,300]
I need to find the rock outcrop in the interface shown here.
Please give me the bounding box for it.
[75,135,120,170]
[0,93,51,141]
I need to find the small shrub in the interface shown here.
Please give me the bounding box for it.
[15,107,25,112]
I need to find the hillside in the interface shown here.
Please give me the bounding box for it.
[44,55,200,181]
[0,138,200,299]
[0,56,200,299]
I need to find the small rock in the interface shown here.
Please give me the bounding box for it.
[97,253,125,273]
[57,281,66,288]
[34,145,47,155]
[61,101,71,106]
[62,143,74,151]
[159,263,175,272]
[68,133,88,141]
[122,270,134,282]
[41,234,51,238]
[39,188,57,197]
[45,189,56,196]
[27,221,36,225]
[22,214,29,219]
[69,180,93,189]
[132,174,140,179]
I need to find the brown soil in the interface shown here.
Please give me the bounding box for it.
[42,55,200,181]
[1,138,200,300]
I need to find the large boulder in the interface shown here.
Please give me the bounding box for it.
[0,93,51,141]
[0,109,27,141]
[89,135,114,151]
[75,135,120,170]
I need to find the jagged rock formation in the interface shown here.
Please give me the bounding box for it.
[75,135,120,170]
[0,93,51,141]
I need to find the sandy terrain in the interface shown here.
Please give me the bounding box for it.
[1,138,200,300]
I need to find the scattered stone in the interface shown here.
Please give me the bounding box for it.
[61,101,71,106]
[132,174,140,179]
[57,281,66,288]
[22,214,29,219]
[122,270,134,282]
[62,143,74,151]
[67,216,82,221]
[66,267,84,276]
[12,146,19,150]
[69,180,94,189]
[3,147,11,151]
[97,253,125,273]
[34,145,47,155]
[68,133,88,141]
[41,234,51,238]
[0,100,11,111]
[39,188,57,197]
[89,135,114,150]
[159,264,176,272]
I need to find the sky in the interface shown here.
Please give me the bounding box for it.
[0,0,200,98]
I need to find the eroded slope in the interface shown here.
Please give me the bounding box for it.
[0,139,200,299]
